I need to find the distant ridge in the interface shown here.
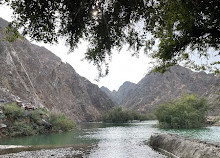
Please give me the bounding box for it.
[101,65,220,115]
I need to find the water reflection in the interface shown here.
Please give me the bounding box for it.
[87,121,166,158]
[0,130,98,146]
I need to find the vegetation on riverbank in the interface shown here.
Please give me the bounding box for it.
[102,107,156,123]
[155,94,208,128]
[0,102,76,137]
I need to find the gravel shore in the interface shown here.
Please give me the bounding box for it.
[0,145,95,158]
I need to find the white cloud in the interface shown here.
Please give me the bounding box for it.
[0,5,13,21]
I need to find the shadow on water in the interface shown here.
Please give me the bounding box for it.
[0,122,136,146]
[0,130,98,146]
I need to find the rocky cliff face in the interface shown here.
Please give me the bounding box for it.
[101,81,136,106]
[102,65,220,113]
[0,18,114,122]
[100,86,118,105]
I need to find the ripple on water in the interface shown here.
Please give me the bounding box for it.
[2,120,220,157]
[83,122,167,158]
[161,125,220,143]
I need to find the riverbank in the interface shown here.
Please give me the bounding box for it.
[2,121,220,158]
[0,144,95,158]
[0,102,76,138]
[149,133,220,158]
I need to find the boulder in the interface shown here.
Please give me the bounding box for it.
[149,133,220,158]
[0,123,7,128]
[214,121,220,126]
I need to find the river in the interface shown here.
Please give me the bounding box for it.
[1,120,220,157]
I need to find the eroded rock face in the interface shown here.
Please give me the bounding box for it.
[101,81,136,106]
[102,66,220,113]
[0,18,114,122]
[100,86,119,105]
[149,133,220,158]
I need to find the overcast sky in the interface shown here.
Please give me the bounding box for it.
[0,5,152,91]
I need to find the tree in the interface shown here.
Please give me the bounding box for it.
[148,0,220,73]
[1,0,220,76]
[102,107,156,123]
[155,94,208,128]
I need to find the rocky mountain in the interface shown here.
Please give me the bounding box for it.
[102,66,220,114]
[100,86,118,105]
[0,17,114,122]
[101,81,136,106]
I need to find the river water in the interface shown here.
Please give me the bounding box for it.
[1,120,220,157]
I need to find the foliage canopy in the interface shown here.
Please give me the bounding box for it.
[3,102,24,119]
[155,94,208,128]
[49,112,76,131]
[1,0,220,75]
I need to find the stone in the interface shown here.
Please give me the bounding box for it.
[0,145,95,158]
[15,99,23,107]
[149,133,220,158]
[24,104,35,110]
[214,121,220,126]
[0,123,7,128]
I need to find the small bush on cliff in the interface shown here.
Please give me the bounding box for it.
[9,121,35,136]
[155,94,208,128]
[30,110,42,122]
[30,108,49,124]
[49,112,76,131]
[3,102,25,119]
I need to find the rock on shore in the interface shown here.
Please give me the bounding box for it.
[0,145,24,150]
[149,133,220,158]
[0,145,94,158]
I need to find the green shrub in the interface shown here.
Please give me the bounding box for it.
[139,113,157,121]
[30,109,48,124]
[3,102,25,119]
[155,94,208,128]
[49,112,76,131]
[9,121,35,136]
[38,107,48,113]
[102,107,156,123]
[2,103,76,137]
[30,110,41,121]
[102,107,130,123]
